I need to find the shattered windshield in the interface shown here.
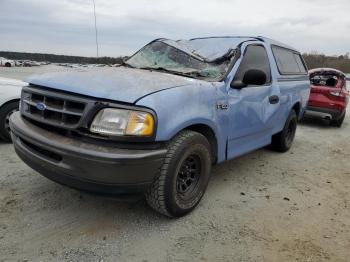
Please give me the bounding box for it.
[125,41,235,81]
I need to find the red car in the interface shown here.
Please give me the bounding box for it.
[305,68,349,127]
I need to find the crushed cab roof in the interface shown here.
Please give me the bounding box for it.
[160,37,255,62]
[158,36,298,62]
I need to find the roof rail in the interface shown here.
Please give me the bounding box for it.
[189,36,264,41]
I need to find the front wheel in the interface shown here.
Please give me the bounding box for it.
[0,101,19,142]
[271,110,297,152]
[146,130,212,217]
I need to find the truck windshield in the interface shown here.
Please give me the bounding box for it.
[125,41,234,81]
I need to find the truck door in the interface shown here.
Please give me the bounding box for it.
[226,43,281,159]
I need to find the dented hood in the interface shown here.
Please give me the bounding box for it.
[26,67,195,103]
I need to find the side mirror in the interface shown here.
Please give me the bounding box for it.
[230,80,247,89]
[231,69,267,89]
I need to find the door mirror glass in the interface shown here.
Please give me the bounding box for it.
[243,69,267,86]
[231,69,267,89]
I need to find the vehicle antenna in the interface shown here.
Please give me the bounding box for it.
[92,0,99,58]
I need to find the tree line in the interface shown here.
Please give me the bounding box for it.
[1,50,350,73]
[303,52,350,73]
[0,51,125,65]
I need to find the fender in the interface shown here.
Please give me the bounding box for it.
[0,96,20,108]
[136,82,228,163]
[0,77,24,107]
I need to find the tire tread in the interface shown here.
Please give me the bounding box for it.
[271,110,297,152]
[0,101,19,142]
[145,130,202,217]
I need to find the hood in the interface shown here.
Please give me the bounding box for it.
[26,67,197,103]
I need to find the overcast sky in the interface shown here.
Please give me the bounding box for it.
[1,0,350,57]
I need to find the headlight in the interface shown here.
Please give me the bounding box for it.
[90,108,154,137]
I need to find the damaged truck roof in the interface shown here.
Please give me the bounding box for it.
[160,37,256,62]
[158,36,297,62]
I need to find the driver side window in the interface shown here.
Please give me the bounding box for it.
[234,45,272,85]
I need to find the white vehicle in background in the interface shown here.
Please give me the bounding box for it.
[0,57,15,67]
[0,77,24,141]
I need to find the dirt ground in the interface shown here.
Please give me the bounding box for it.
[0,67,349,261]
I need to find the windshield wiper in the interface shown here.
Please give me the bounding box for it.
[139,66,173,72]
[185,71,207,77]
[138,66,200,79]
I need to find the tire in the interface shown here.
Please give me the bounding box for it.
[271,110,297,152]
[146,130,212,217]
[4,62,11,67]
[0,101,19,142]
[331,111,345,127]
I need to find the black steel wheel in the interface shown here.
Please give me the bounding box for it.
[176,154,201,197]
[146,130,212,217]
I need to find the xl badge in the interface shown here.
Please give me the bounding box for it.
[36,102,47,111]
[216,103,228,110]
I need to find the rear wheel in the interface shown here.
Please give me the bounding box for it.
[271,110,297,152]
[331,111,345,127]
[146,130,212,217]
[0,101,19,142]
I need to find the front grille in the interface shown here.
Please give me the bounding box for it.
[21,86,88,129]
[19,86,157,143]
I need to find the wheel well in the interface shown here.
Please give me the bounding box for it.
[0,99,20,110]
[292,102,301,117]
[184,124,218,164]
[4,62,12,67]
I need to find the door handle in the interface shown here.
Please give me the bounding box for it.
[269,95,279,104]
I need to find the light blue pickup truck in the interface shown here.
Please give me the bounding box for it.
[10,36,310,217]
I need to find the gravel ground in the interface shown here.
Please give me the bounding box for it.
[0,67,349,261]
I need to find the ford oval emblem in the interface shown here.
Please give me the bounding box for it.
[36,102,47,111]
